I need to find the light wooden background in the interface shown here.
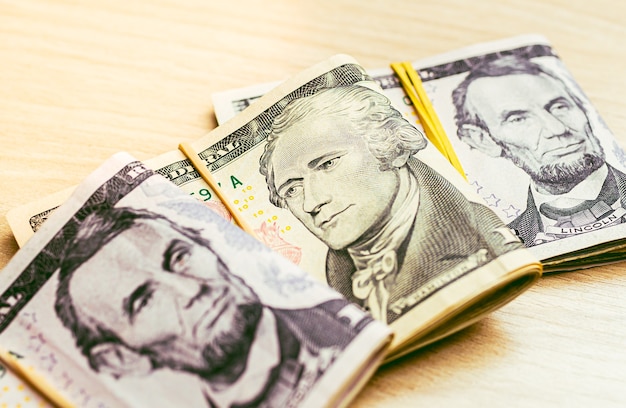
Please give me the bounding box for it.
[1,1,625,406]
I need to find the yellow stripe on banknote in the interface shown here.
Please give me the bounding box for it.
[390,61,466,180]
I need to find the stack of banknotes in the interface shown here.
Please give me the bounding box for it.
[5,33,621,406]
[210,34,626,272]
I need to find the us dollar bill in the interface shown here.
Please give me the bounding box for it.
[210,34,626,271]
[6,54,541,361]
[13,36,625,271]
[0,152,392,407]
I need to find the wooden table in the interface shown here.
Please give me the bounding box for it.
[1,1,625,406]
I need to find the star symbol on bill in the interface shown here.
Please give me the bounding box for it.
[503,204,521,219]
[483,194,500,208]
[18,312,37,330]
[470,180,483,195]
[40,352,58,372]
[27,333,46,352]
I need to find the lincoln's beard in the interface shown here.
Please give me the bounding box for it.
[503,148,605,194]
[198,302,263,379]
[517,152,605,184]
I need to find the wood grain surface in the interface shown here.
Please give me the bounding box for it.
[0,1,625,406]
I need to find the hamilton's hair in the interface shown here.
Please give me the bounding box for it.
[259,84,427,207]
[452,54,587,138]
[54,206,218,372]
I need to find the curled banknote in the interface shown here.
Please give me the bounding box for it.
[0,152,392,407]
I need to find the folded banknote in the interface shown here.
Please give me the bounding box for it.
[0,152,393,407]
[5,53,541,364]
